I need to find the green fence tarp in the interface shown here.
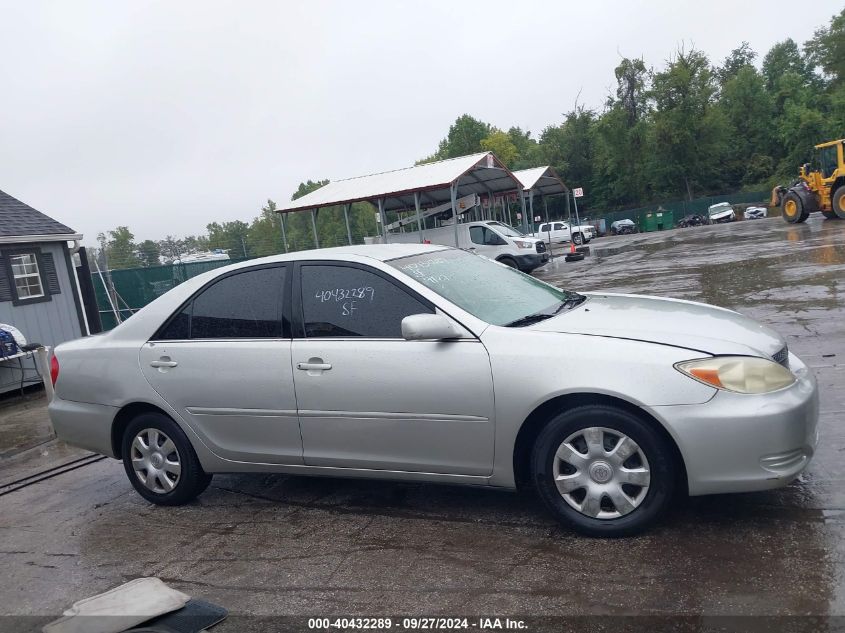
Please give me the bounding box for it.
[93,258,247,331]
[597,190,768,230]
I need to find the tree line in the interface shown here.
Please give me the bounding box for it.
[95,9,845,270]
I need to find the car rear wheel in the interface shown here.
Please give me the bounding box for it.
[121,413,212,505]
[531,405,675,537]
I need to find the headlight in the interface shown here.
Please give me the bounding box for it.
[513,240,534,249]
[675,356,795,394]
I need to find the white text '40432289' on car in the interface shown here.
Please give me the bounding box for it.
[49,244,818,537]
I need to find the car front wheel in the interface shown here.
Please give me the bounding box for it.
[121,412,212,505]
[531,405,675,537]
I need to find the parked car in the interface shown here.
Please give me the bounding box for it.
[391,220,547,273]
[49,244,819,537]
[708,202,736,224]
[610,219,637,235]
[744,206,768,220]
[530,221,593,245]
[677,214,706,228]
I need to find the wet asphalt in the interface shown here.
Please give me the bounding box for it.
[0,215,843,630]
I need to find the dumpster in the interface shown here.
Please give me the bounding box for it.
[641,209,674,232]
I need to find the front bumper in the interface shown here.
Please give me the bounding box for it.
[514,252,548,271]
[653,352,819,496]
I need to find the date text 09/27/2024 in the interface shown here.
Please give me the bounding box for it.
[307,617,528,630]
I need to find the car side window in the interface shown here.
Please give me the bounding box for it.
[553,223,564,231]
[300,265,433,338]
[155,266,287,340]
[469,226,485,245]
[483,228,506,245]
[539,224,549,233]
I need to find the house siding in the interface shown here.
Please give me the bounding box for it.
[0,241,84,394]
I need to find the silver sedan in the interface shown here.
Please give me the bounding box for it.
[48,244,819,536]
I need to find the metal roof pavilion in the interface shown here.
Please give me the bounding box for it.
[512,166,569,196]
[275,151,535,247]
[277,151,522,214]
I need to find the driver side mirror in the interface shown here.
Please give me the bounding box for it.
[401,314,463,341]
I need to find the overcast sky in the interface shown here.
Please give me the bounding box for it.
[1,0,841,245]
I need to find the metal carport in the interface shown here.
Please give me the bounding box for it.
[512,166,571,230]
[275,152,528,247]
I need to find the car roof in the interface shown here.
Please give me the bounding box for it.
[228,242,451,267]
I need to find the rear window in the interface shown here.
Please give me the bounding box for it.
[155,266,287,340]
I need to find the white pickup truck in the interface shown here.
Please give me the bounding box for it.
[530,220,594,245]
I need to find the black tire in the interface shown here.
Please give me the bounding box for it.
[499,257,518,269]
[782,192,808,224]
[821,209,840,220]
[531,405,675,537]
[121,412,212,505]
[832,187,845,219]
[572,232,583,245]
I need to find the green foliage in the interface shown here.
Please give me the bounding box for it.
[719,65,775,184]
[480,130,519,167]
[136,240,161,267]
[649,48,729,199]
[539,108,596,190]
[98,226,137,270]
[717,42,757,84]
[207,220,250,258]
[426,114,492,161]
[591,57,651,206]
[806,8,845,85]
[762,39,813,92]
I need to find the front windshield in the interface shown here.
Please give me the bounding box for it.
[709,203,730,216]
[389,249,574,326]
[485,221,524,238]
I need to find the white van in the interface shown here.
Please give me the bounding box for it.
[390,221,549,272]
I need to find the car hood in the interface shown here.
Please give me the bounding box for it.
[524,292,785,357]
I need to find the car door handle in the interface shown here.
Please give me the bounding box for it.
[297,362,332,371]
[150,359,178,368]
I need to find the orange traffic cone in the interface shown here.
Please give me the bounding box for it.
[565,239,584,262]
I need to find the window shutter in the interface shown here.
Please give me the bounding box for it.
[41,252,62,295]
[0,257,12,302]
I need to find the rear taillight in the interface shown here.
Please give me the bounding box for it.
[50,355,60,386]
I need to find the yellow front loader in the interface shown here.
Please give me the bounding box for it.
[771,139,845,223]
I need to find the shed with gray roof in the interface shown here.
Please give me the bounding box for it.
[0,189,87,395]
